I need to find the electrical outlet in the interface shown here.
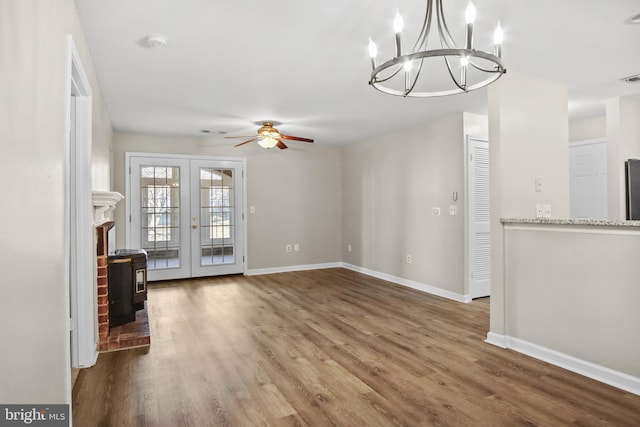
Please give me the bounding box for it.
[406,254,412,264]
[543,204,552,218]
[294,243,299,252]
[449,205,457,215]
[432,207,441,216]
[535,204,543,218]
[286,244,292,253]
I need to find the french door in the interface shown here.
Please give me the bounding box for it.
[127,154,245,281]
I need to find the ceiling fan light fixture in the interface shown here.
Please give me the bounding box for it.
[257,136,278,149]
[367,0,506,97]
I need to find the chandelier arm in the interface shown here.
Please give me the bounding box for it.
[469,60,503,74]
[413,0,434,52]
[436,0,457,49]
[372,66,403,84]
[443,55,467,92]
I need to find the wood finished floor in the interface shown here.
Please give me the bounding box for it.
[72,268,640,426]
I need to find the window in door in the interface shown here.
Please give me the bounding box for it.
[199,168,235,266]
[141,166,181,269]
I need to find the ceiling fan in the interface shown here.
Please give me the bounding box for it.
[225,122,314,150]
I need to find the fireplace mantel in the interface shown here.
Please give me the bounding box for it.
[92,191,124,226]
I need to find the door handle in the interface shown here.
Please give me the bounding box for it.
[192,224,198,229]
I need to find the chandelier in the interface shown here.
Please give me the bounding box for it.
[368,0,506,97]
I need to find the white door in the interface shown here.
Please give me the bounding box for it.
[190,159,244,277]
[569,140,607,219]
[467,137,490,299]
[128,155,244,281]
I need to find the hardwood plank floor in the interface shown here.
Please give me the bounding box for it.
[72,268,640,426]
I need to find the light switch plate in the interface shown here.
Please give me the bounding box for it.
[543,204,552,218]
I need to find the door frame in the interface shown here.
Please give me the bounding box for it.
[65,36,96,369]
[125,152,248,277]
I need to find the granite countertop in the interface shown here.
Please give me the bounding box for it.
[500,218,640,227]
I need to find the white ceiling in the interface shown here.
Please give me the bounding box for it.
[75,0,640,146]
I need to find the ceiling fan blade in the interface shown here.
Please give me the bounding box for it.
[276,139,288,150]
[234,137,257,147]
[225,135,257,139]
[280,134,314,143]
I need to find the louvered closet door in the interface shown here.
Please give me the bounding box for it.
[468,137,491,299]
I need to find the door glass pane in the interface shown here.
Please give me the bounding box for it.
[199,168,235,266]
[141,166,181,269]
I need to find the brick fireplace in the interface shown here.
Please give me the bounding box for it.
[93,191,150,352]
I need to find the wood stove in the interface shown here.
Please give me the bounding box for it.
[107,249,147,328]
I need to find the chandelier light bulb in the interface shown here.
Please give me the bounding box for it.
[493,21,504,45]
[465,1,476,24]
[394,9,404,33]
[368,38,378,58]
[404,60,412,72]
[460,56,470,67]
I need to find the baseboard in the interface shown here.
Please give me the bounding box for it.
[341,263,471,303]
[485,333,640,396]
[485,332,507,348]
[245,262,342,276]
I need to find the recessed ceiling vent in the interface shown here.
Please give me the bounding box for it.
[621,74,640,83]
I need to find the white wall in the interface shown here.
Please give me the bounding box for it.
[606,97,640,220]
[504,225,640,380]
[0,0,112,404]
[569,115,606,142]
[112,133,342,270]
[341,113,468,297]
[487,71,569,335]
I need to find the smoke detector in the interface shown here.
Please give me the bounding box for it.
[144,34,168,49]
[621,74,640,84]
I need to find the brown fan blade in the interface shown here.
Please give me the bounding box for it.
[276,139,288,150]
[280,134,314,143]
[225,135,257,139]
[234,137,257,147]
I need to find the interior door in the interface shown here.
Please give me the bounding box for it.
[569,140,607,219]
[128,155,244,281]
[467,137,490,299]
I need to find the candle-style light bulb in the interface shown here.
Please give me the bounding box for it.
[465,1,476,50]
[460,56,469,89]
[368,38,378,58]
[493,21,504,45]
[404,60,412,94]
[465,1,476,24]
[368,38,378,71]
[394,9,404,33]
[493,21,504,58]
[394,9,403,58]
